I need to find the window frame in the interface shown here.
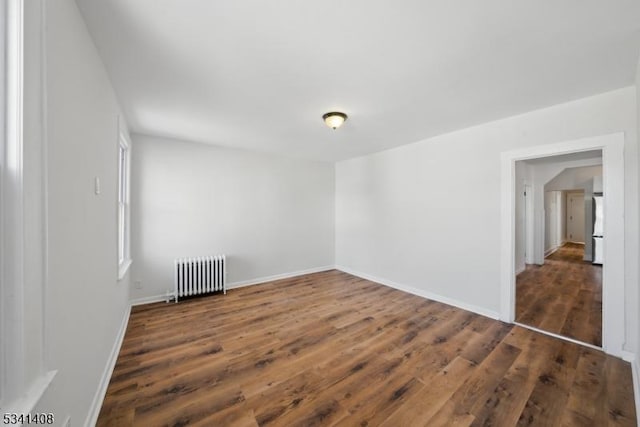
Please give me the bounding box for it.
[117,122,131,280]
[1,0,25,407]
[0,0,8,407]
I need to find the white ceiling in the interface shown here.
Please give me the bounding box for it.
[76,0,640,162]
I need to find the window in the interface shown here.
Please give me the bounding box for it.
[117,127,131,279]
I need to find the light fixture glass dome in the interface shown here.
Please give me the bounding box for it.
[323,112,347,129]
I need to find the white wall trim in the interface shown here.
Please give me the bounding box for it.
[336,265,500,320]
[226,265,335,290]
[130,294,168,306]
[621,350,636,362]
[84,306,130,427]
[2,370,56,415]
[1,0,26,406]
[132,266,337,307]
[117,258,132,281]
[501,133,626,358]
[544,245,560,257]
[130,263,499,320]
[116,118,132,281]
[39,0,51,385]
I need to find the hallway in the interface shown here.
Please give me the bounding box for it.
[516,243,602,347]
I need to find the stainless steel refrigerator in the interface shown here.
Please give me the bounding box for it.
[593,194,603,265]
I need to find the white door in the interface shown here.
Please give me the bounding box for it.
[566,192,585,243]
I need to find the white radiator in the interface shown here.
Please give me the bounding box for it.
[173,255,226,302]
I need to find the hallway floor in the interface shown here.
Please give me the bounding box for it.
[516,243,602,347]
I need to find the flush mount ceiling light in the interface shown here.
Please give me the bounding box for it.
[322,112,348,130]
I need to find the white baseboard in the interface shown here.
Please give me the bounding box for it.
[129,266,337,308]
[130,294,169,306]
[335,265,500,320]
[226,265,335,290]
[621,350,636,362]
[84,305,131,427]
[544,246,560,257]
[515,265,526,275]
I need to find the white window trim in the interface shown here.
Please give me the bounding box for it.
[117,120,131,280]
[1,0,26,407]
[1,0,55,412]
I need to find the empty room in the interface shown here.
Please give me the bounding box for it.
[2,0,640,426]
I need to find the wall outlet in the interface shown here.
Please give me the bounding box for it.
[134,280,142,289]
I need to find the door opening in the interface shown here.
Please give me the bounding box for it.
[500,133,625,357]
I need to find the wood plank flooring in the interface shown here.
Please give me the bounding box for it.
[516,243,602,346]
[98,270,633,426]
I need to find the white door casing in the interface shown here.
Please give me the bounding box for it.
[501,133,625,357]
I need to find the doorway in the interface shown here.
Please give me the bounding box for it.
[500,133,626,358]
[516,161,602,346]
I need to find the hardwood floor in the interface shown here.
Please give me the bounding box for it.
[98,270,633,426]
[516,243,602,347]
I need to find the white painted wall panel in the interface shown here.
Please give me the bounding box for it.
[336,87,638,353]
[32,0,131,423]
[130,135,335,300]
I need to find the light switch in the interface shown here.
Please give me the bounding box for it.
[94,177,101,195]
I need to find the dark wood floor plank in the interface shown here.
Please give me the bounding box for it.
[516,345,579,426]
[97,269,634,426]
[424,342,521,425]
[470,328,560,427]
[379,357,477,427]
[603,356,637,425]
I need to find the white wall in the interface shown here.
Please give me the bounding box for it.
[336,87,638,353]
[594,175,603,193]
[130,134,335,301]
[546,165,602,192]
[33,0,131,425]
